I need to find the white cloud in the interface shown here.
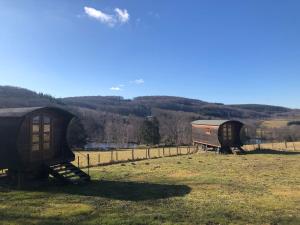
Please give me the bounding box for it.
[110,84,125,91]
[84,6,115,26]
[115,8,130,23]
[133,79,144,85]
[84,6,130,27]
[109,79,144,91]
[110,86,122,91]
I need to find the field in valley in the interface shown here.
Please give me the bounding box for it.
[0,144,299,225]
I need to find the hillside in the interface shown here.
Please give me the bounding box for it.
[0,85,299,144]
[0,86,64,108]
[1,85,296,118]
[63,95,294,119]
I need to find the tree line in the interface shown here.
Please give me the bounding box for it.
[69,107,200,147]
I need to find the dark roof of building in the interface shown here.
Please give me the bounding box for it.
[191,120,230,126]
[0,107,73,118]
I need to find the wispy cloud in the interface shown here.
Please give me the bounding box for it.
[84,6,130,27]
[84,7,115,26]
[148,11,160,19]
[115,8,129,23]
[110,79,144,92]
[132,79,145,85]
[110,86,122,91]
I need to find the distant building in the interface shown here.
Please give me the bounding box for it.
[191,120,245,154]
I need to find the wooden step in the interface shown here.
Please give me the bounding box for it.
[49,162,90,184]
[231,147,245,155]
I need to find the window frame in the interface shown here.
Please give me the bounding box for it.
[42,115,52,151]
[223,124,232,141]
[31,116,41,152]
[31,114,52,152]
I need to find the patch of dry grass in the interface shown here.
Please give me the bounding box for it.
[0,145,299,225]
[244,141,300,151]
[261,119,290,128]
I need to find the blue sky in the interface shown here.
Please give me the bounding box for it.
[0,1,300,108]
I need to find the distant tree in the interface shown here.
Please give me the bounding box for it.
[67,118,88,148]
[288,121,300,126]
[140,117,160,145]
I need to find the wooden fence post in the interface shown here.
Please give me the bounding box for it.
[132,148,134,160]
[77,156,80,168]
[116,150,118,161]
[285,141,287,149]
[98,153,100,165]
[163,147,165,156]
[292,142,296,151]
[111,150,113,162]
[158,148,160,157]
[87,154,90,176]
[148,148,151,158]
[176,146,179,155]
[145,148,147,159]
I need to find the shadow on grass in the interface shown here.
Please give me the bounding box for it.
[0,176,191,201]
[43,180,191,201]
[245,149,300,155]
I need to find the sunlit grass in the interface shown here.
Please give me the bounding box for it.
[0,145,299,225]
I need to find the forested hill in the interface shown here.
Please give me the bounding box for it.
[0,85,298,144]
[0,86,294,118]
[63,95,293,119]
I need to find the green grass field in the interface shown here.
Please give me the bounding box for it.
[0,149,299,225]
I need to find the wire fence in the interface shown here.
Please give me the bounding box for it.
[243,141,300,151]
[72,141,300,170]
[73,146,197,169]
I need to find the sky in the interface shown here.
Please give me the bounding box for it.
[0,0,300,108]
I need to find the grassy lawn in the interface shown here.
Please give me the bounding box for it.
[0,150,299,225]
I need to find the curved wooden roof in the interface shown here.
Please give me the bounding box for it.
[0,107,74,118]
[191,120,243,126]
[191,120,230,126]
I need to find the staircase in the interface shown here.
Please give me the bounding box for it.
[231,147,246,155]
[48,162,90,184]
[0,169,8,179]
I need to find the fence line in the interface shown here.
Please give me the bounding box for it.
[73,146,198,169]
[74,142,300,169]
[243,141,300,152]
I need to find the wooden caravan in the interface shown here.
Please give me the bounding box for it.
[0,107,89,183]
[191,120,245,154]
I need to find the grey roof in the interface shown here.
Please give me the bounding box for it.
[0,107,42,117]
[0,107,73,118]
[191,120,230,126]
